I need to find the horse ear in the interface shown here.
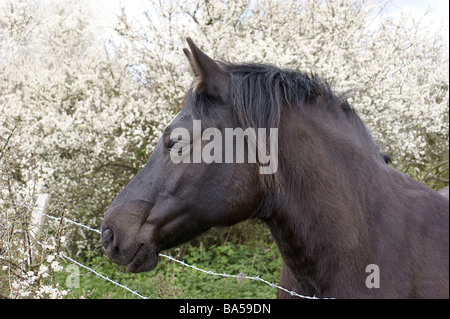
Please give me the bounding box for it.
[183,38,229,103]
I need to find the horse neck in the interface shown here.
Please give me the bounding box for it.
[261,107,381,296]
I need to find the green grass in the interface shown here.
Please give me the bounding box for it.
[55,242,282,299]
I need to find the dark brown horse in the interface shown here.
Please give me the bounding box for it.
[101,38,449,298]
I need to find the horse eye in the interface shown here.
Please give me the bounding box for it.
[167,140,178,149]
[167,140,189,153]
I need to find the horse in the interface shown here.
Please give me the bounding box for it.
[101,38,449,298]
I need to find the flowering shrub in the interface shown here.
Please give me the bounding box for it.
[0,148,69,298]
[1,237,68,298]
[0,0,448,298]
[0,0,173,257]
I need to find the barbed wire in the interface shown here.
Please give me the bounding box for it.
[50,213,329,299]
[2,197,332,299]
[46,214,102,235]
[158,253,323,299]
[60,253,148,299]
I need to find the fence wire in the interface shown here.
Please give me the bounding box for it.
[60,253,148,299]
[49,213,330,299]
[2,198,331,299]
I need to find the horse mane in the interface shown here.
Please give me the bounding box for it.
[222,62,360,131]
[188,61,388,164]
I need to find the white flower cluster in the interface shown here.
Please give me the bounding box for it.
[8,262,68,299]
[0,194,69,298]
[0,0,173,252]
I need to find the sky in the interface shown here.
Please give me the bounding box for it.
[92,0,449,43]
[384,0,449,40]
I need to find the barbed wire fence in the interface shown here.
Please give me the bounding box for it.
[5,193,331,299]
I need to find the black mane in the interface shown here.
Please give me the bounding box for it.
[190,61,386,162]
[186,61,388,164]
[223,62,356,127]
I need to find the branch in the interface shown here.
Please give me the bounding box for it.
[420,160,450,183]
[91,161,137,176]
[0,125,16,162]
[422,174,449,183]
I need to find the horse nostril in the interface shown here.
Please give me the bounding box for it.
[102,228,114,249]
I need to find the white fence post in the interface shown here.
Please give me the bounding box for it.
[30,193,51,237]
